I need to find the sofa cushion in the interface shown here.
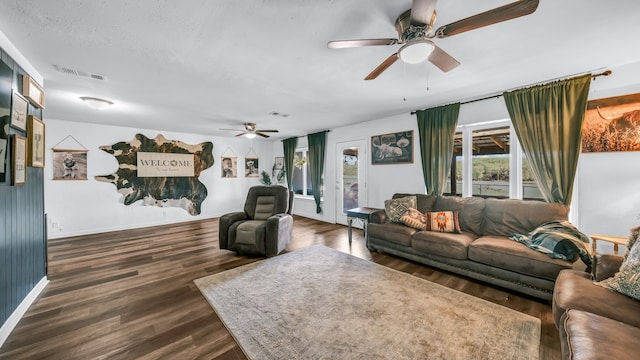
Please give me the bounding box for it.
[482,198,568,236]
[367,222,416,247]
[412,231,478,260]
[552,269,640,329]
[434,196,485,235]
[400,208,427,230]
[424,211,461,234]
[559,309,640,360]
[384,195,417,223]
[468,236,574,280]
[393,193,436,213]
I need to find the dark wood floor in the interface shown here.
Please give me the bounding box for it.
[0,216,560,359]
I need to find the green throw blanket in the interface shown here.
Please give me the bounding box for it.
[509,220,592,268]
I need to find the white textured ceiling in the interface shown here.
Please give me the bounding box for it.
[1,0,639,139]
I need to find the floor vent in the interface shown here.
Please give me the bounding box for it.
[53,64,107,81]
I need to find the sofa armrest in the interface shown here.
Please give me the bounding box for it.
[592,254,624,281]
[219,211,247,249]
[370,209,387,224]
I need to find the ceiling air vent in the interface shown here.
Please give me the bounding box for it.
[53,64,107,81]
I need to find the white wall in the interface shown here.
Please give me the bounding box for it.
[287,61,640,252]
[45,119,273,238]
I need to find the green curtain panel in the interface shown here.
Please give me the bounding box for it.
[416,103,461,195]
[503,74,591,205]
[282,137,297,191]
[307,131,327,213]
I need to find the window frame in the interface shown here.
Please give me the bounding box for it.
[291,147,324,200]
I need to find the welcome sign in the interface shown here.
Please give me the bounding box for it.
[137,152,195,177]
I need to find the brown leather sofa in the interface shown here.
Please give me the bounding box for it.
[552,254,640,359]
[367,193,584,300]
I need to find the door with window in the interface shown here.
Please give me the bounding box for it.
[336,140,367,226]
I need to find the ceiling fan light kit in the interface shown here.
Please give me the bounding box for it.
[327,0,540,80]
[399,40,435,64]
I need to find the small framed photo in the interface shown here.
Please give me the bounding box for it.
[52,149,88,180]
[22,75,45,109]
[11,91,28,131]
[27,116,45,167]
[274,157,284,170]
[12,135,27,185]
[221,156,237,178]
[245,157,259,177]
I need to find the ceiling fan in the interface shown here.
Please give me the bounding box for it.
[327,0,539,80]
[221,123,279,138]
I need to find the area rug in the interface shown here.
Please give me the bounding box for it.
[194,245,540,360]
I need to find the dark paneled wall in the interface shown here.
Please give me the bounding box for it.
[0,47,46,326]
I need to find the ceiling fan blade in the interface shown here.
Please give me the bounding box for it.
[256,133,270,138]
[428,44,460,72]
[364,53,399,80]
[220,128,240,131]
[434,0,539,38]
[235,132,247,137]
[256,130,279,133]
[410,0,438,26]
[327,38,398,49]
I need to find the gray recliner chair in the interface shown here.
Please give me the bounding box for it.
[219,185,294,257]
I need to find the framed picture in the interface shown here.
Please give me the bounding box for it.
[23,75,45,109]
[371,130,413,164]
[221,156,237,178]
[0,115,8,182]
[12,135,27,185]
[52,149,88,180]
[11,91,28,131]
[274,157,284,170]
[582,93,640,152]
[27,115,45,167]
[245,157,259,177]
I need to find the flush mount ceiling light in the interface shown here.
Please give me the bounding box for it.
[79,96,113,110]
[398,39,435,64]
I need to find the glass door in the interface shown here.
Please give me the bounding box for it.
[336,140,367,226]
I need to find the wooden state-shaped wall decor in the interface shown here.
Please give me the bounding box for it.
[95,134,214,215]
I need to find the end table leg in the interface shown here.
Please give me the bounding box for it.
[348,217,353,244]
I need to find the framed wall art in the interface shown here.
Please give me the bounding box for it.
[245,157,259,177]
[11,91,28,131]
[371,130,413,164]
[0,115,8,182]
[22,75,45,109]
[52,149,88,180]
[27,115,45,167]
[582,93,640,152]
[12,135,27,185]
[221,156,237,178]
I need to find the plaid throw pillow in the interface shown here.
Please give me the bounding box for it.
[384,196,417,223]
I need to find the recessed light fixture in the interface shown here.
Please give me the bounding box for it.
[80,96,113,110]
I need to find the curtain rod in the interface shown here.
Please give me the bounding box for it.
[410,69,612,115]
[281,130,330,142]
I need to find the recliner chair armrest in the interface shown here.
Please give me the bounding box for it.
[265,213,293,257]
[592,254,624,281]
[370,210,387,224]
[219,211,248,249]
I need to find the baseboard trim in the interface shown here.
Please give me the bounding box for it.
[0,276,49,348]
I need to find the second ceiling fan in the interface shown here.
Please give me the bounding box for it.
[327,0,539,80]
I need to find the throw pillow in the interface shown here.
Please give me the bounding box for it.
[384,196,417,223]
[424,211,461,234]
[597,226,640,300]
[400,208,427,230]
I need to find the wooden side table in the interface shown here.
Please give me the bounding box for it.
[590,234,627,255]
[345,207,381,247]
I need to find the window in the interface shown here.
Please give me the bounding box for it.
[471,126,510,198]
[447,120,543,200]
[291,148,323,197]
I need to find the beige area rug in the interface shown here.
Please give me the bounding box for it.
[195,245,540,360]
